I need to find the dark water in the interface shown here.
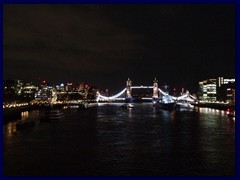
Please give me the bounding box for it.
[3,103,235,176]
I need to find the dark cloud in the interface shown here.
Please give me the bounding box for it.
[4,4,235,94]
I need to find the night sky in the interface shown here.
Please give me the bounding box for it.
[4,4,235,94]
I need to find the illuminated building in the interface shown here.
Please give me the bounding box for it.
[56,83,65,92]
[35,81,57,102]
[22,83,38,99]
[66,82,73,92]
[226,84,235,104]
[79,82,84,91]
[3,79,24,95]
[199,77,235,103]
[198,79,217,102]
[216,77,235,103]
[217,77,235,87]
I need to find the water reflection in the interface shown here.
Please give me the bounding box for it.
[198,108,226,116]
[170,111,176,121]
[128,108,133,118]
[4,122,16,136]
[21,111,29,120]
[3,103,235,176]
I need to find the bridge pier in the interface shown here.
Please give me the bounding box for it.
[153,78,159,100]
[126,78,132,99]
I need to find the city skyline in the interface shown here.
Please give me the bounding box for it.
[4,4,235,94]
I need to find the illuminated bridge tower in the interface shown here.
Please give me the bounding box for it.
[126,78,132,98]
[153,77,159,99]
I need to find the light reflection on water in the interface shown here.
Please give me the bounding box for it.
[3,103,235,176]
[4,122,17,136]
[198,107,227,116]
[21,111,29,120]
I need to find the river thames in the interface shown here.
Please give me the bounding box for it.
[3,103,235,176]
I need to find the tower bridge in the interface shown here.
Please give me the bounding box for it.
[97,78,197,103]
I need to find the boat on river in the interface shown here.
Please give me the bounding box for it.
[175,101,195,111]
[40,109,64,122]
[155,94,175,111]
[227,108,235,117]
[121,103,134,109]
[78,102,88,110]
[174,92,197,111]
[154,101,175,110]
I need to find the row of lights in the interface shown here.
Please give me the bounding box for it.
[199,100,229,104]
[3,103,29,109]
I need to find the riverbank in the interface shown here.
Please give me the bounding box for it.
[3,101,234,122]
[3,105,36,121]
[195,102,234,110]
[3,102,98,122]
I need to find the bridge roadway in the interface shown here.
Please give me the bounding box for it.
[131,86,153,89]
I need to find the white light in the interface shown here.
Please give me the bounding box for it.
[98,88,127,100]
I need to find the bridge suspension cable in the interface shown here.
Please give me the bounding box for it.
[97,88,126,100]
[158,88,168,96]
[97,86,196,101]
[177,93,197,101]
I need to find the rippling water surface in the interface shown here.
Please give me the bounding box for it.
[3,103,235,176]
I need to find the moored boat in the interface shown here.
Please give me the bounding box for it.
[227,112,235,117]
[175,92,197,111]
[156,94,175,111]
[175,102,195,111]
[227,108,235,117]
[157,101,175,110]
[40,109,64,122]
[78,102,88,110]
[121,103,134,109]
